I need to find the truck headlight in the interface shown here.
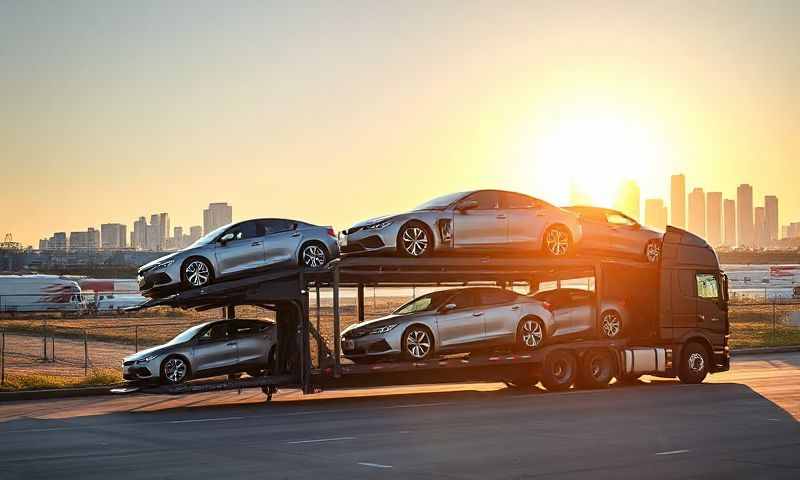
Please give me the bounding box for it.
[370,324,399,335]
[367,221,393,230]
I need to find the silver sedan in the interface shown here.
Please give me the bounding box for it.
[122,319,276,385]
[564,206,663,263]
[339,190,583,258]
[340,286,592,363]
[138,218,339,297]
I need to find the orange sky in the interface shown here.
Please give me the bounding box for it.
[1,2,798,246]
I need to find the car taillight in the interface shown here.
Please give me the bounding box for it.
[326,227,336,237]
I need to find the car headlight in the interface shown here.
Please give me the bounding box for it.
[153,260,175,271]
[136,354,158,363]
[370,324,399,335]
[367,221,393,230]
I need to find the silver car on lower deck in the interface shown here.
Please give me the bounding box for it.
[122,319,276,384]
[138,218,339,298]
[339,190,582,258]
[340,286,593,363]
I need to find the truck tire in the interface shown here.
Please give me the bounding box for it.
[575,349,615,389]
[678,342,709,384]
[541,350,577,392]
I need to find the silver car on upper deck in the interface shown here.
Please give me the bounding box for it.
[339,190,583,258]
[138,218,339,298]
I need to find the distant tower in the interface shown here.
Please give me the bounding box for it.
[737,184,754,248]
[687,188,706,238]
[723,199,736,247]
[614,180,640,221]
[706,192,722,246]
[644,198,668,230]
[670,174,686,228]
[764,195,779,245]
[754,207,767,248]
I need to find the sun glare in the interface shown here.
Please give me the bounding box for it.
[517,107,669,208]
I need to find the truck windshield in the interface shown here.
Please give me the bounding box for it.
[393,291,455,315]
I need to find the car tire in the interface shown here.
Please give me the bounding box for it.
[398,222,433,257]
[160,355,191,385]
[678,342,710,384]
[543,225,571,257]
[299,241,329,269]
[541,350,577,392]
[181,257,213,289]
[516,316,545,351]
[600,310,622,338]
[575,349,616,389]
[401,325,434,361]
[645,239,661,263]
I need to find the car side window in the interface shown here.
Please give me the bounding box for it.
[233,320,262,336]
[501,192,539,209]
[606,213,637,226]
[224,221,260,241]
[479,288,517,305]
[199,322,231,341]
[696,274,720,300]
[448,290,479,310]
[260,219,294,235]
[568,289,592,304]
[462,191,499,210]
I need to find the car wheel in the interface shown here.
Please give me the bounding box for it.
[678,342,709,384]
[600,310,622,338]
[182,258,213,289]
[575,349,616,389]
[402,325,434,361]
[516,317,545,351]
[300,242,328,269]
[161,356,191,385]
[645,239,661,263]
[543,225,571,257]
[541,350,577,392]
[398,222,432,257]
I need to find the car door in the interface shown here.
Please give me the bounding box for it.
[259,219,302,266]
[565,289,595,335]
[435,290,485,348]
[605,212,642,255]
[501,192,548,248]
[538,289,573,338]
[478,288,521,343]
[452,191,507,248]
[232,320,273,368]
[575,210,613,252]
[214,221,267,276]
[192,322,238,373]
[695,273,728,335]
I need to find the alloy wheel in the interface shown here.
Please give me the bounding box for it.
[302,245,326,268]
[185,260,210,287]
[521,319,543,348]
[646,241,661,263]
[164,358,187,383]
[405,329,432,359]
[601,312,621,338]
[402,227,429,256]
[545,228,569,256]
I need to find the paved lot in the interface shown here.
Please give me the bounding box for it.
[0,352,797,479]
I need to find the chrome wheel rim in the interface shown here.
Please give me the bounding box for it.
[601,313,621,338]
[688,352,705,373]
[545,228,569,256]
[185,261,210,287]
[402,227,429,256]
[164,358,187,383]
[405,329,432,359]
[302,245,326,268]
[521,319,543,348]
[646,241,661,263]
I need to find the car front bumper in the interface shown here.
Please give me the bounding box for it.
[122,358,160,381]
[338,226,398,255]
[340,329,404,360]
[137,267,181,297]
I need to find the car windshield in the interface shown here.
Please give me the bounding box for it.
[166,323,208,345]
[414,192,468,211]
[188,224,230,247]
[393,290,456,315]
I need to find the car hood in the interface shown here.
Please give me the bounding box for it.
[350,214,399,229]
[342,312,429,334]
[123,343,176,363]
[138,252,182,273]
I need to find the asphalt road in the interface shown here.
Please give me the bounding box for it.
[0,352,798,479]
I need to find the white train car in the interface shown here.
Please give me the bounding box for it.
[0,275,86,313]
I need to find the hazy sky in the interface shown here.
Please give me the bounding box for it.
[2,1,798,246]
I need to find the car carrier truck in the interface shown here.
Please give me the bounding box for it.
[118,226,729,399]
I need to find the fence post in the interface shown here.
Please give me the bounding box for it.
[135,326,139,353]
[43,319,48,361]
[772,302,777,339]
[1,330,5,385]
[84,329,88,376]
[51,335,55,363]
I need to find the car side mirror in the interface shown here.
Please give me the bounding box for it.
[456,200,479,212]
[219,233,235,245]
[439,303,457,313]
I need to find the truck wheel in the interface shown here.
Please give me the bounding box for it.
[575,349,615,389]
[541,350,577,392]
[505,366,539,389]
[678,342,709,384]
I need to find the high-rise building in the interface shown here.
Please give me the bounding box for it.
[614,180,640,221]
[737,184,754,248]
[203,202,233,234]
[146,213,170,250]
[687,188,705,238]
[644,198,668,230]
[754,207,767,248]
[764,195,779,244]
[132,216,148,250]
[188,225,203,244]
[706,192,722,246]
[100,223,127,250]
[723,199,736,247]
[670,174,686,228]
[69,228,99,251]
[787,223,800,239]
